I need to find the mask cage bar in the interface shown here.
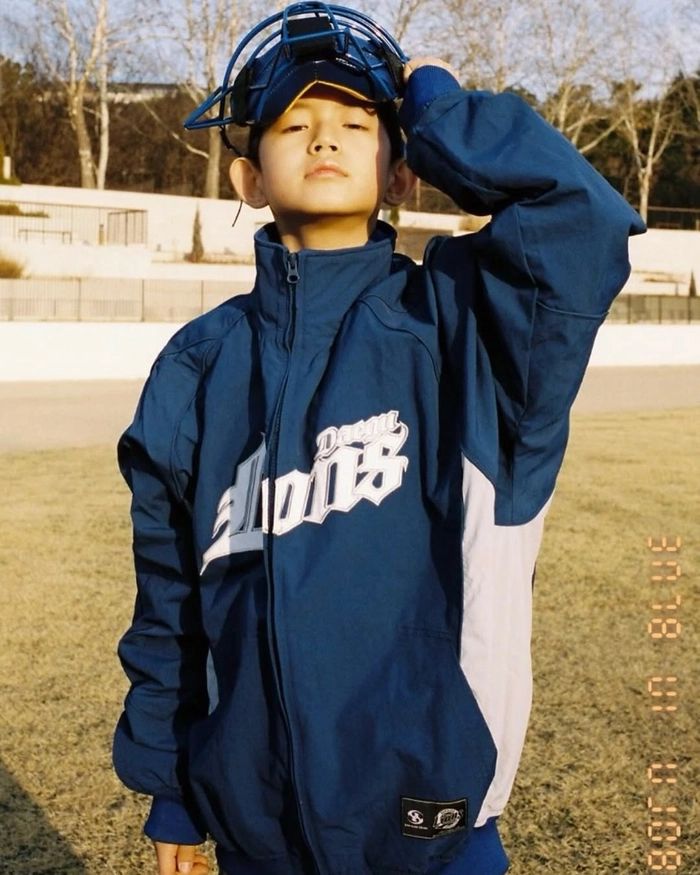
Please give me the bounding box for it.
[183,2,408,137]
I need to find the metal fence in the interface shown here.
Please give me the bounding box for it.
[397,188,700,232]
[647,207,700,232]
[0,201,148,246]
[608,294,700,324]
[0,277,251,322]
[1,279,699,324]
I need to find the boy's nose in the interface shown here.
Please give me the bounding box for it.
[310,130,340,152]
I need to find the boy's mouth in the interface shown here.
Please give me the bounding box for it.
[305,161,347,178]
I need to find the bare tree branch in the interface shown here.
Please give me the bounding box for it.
[138,96,210,160]
[16,0,136,189]
[138,0,257,198]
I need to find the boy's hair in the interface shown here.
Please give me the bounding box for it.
[245,98,405,165]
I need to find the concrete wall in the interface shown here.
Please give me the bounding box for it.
[628,229,699,278]
[1,322,699,382]
[0,323,167,381]
[588,325,700,366]
[0,183,272,262]
[1,184,698,285]
[2,239,152,279]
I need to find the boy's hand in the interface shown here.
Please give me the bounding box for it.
[403,57,458,84]
[153,841,209,875]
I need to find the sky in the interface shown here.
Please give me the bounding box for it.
[1,0,698,84]
[636,0,700,73]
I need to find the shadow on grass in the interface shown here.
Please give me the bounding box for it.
[1,758,89,874]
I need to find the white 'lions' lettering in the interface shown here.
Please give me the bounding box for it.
[201,440,265,572]
[201,411,409,572]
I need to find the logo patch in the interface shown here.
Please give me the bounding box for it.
[401,797,467,840]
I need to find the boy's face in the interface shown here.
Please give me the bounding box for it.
[230,84,413,251]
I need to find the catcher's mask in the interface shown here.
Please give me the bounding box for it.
[183,2,408,152]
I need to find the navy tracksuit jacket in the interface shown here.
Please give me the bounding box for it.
[113,67,644,875]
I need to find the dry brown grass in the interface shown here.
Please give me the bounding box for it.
[1,410,698,874]
[502,408,700,874]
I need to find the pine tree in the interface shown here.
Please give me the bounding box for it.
[189,206,204,263]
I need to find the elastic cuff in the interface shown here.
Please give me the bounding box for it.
[399,66,461,132]
[144,796,207,845]
[435,816,509,875]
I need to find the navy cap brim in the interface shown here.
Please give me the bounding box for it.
[248,56,395,126]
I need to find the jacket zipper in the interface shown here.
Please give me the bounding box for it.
[265,251,320,874]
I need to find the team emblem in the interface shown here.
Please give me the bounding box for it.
[433,808,462,830]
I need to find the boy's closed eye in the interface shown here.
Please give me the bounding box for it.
[279,121,371,135]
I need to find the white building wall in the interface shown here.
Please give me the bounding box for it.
[0,184,697,284]
[2,239,152,278]
[628,228,698,279]
[1,184,698,382]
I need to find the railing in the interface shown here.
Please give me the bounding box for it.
[607,294,700,323]
[646,207,700,232]
[1,280,699,324]
[399,189,700,232]
[0,277,249,322]
[0,201,148,246]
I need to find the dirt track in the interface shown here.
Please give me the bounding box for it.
[1,365,699,453]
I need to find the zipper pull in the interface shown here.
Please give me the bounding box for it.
[286,252,300,285]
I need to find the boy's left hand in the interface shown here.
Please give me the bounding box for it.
[153,841,209,875]
[403,57,458,84]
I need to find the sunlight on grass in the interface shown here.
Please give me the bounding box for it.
[502,408,699,873]
[0,410,698,873]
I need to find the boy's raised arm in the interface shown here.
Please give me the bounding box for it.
[398,61,645,525]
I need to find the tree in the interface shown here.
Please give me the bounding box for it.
[5,0,146,190]
[529,0,637,154]
[0,57,30,175]
[8,0,149,189]
[646,71,700,212]
[0,54,78,186]
[352,0,432,49]
[432,0,638,157]
[20,0,112,188]
[138,0,258,198]
[607,0,697,220]
[431,0,535,92]
[106,88,209,194]
[188,205,204,262]
[613,78,682,221]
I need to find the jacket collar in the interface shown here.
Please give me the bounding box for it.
[252,221,397,352]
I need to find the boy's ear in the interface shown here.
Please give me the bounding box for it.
[383,159,417,207]
[229,157,268,209]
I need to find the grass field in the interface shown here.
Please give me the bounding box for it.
[1,408,698,874]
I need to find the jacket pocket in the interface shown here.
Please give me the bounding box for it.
[368,627,497,870]
[305,625,497,873]
[396,626,496,787]
[187,630,294,860]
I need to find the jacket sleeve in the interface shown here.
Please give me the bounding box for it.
[113,344,209,844]
[399,68,646,524]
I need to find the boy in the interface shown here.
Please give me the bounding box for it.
[113,5,645,875]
